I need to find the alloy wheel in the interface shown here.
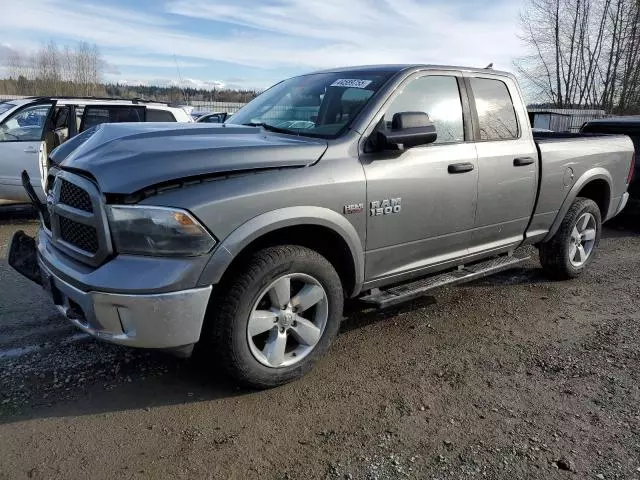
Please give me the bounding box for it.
[569,212,597,267]
[247,273,328,368]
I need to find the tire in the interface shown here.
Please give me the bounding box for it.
[539,197,602,280]
[200,245,344,389]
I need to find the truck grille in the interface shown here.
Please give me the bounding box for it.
[47,172,111,267]
[59,179,93,212]
[59,217,99,254]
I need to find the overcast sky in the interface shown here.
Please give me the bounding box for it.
[0,0,527,90]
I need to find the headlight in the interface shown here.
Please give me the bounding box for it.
[106,205,216,256]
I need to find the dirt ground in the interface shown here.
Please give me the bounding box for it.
[0,202,639,480]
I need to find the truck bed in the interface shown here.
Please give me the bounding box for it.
[527,132,634,242]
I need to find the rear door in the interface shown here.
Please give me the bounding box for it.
[0,100,56,202]
[465,74,538,255]
[79,105,146,132]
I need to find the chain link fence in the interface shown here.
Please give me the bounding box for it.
[182,101,247,115]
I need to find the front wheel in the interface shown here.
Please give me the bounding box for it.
[539,197,602,280]
[200,245,344,388]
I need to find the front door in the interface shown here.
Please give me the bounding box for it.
[362,73,478,284]
[0,101,55,202]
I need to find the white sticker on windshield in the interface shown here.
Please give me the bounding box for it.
[330,79,373,89]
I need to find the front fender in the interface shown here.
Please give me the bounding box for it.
[197,206,365,296]
[543,167,613,242]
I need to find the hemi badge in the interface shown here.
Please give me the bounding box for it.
[343,203,364,214]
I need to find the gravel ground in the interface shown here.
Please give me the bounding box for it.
[0,202,639,480]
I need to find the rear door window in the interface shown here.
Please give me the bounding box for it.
[80,106,146,132]
[470,77,519,141]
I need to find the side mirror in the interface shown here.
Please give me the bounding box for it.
[380,112,437,149]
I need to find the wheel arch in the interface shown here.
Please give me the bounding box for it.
[543,168,612,243]
[197,206,365,297]
[575,178,611,219]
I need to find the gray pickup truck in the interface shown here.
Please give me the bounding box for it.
[9,65,634,388]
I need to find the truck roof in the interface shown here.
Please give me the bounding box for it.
[309,64,515,79]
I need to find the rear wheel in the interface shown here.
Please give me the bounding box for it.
[201,245,343,388]
[539,197,601,280]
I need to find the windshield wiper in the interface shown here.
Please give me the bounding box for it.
[241,122,296,135]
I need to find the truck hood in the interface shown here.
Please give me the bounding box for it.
[50,123,328,194]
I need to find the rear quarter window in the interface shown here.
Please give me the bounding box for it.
[81,106,145,131]
[146,109,177,122]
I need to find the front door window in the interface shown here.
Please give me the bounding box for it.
[0,104,54,142]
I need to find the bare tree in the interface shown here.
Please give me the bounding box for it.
[34,40,64,95]
[74,42,91,95]
[2,40,105,96]
[616,0,640,112]
[6,50,36,95]
[71,42,104,96]
[7,51,26,79]
[60,45,75,95]
[516,0,640,113]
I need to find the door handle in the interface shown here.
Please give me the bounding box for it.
[23,146,37,154]
[514,157,535,167]
[448,162,475,174]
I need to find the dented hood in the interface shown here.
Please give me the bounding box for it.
[50,123,328,194]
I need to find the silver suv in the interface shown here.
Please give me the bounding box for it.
[0,97,192,203]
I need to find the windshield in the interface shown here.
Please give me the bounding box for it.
[228,71,393,138]
[0,102,17,116]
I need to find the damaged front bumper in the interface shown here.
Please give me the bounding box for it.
[9,231,212,350]
[8,231,42,285]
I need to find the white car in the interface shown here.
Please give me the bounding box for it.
[0,97,192,203]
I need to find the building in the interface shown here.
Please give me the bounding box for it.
[528,108,607,133]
